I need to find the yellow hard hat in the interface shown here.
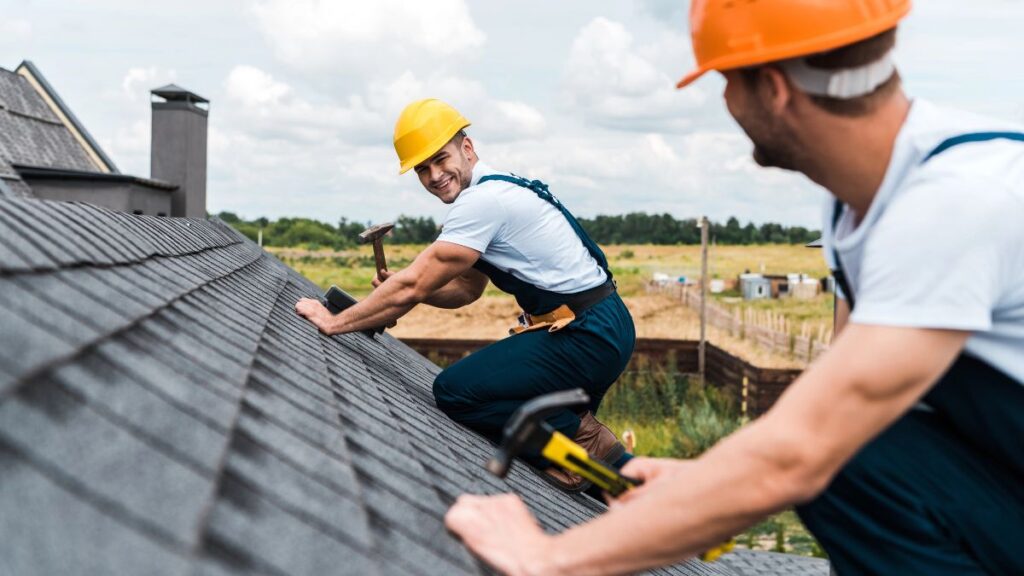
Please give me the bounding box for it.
[393,99,471,174]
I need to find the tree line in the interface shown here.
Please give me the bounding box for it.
[217,211,820,250]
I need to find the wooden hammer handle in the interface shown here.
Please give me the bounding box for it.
[372,241,388,276]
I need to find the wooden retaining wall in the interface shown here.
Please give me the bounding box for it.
[399,337,803,417]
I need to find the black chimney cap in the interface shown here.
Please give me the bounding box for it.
[151,84,209,104]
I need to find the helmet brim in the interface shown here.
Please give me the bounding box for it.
[676,67,709,89]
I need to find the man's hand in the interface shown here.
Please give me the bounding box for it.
[294,298,337,335]
[608,457,695,507]
[371,269,395,289]
[445,494,555,576]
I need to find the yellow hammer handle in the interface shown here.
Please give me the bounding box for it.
[699,539,735,562]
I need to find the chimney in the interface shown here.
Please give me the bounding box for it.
[150,84,209,218]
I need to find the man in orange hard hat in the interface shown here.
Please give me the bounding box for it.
[445,2,1024,574]
[296,99,637,492]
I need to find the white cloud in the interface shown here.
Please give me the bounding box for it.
[562,17,706,132]
[480,128,821,225]
[251,0,485,76]
[366,70,546,143]
[221,65,384,145]
[121,67,177,101]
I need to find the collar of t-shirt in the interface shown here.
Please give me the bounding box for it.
[469,161,502,188]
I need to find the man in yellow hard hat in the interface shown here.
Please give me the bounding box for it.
[295,98,637,491]
[444,1,1024,574]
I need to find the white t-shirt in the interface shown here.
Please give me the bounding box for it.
[436,162,608,294]
[823,99,1024,384]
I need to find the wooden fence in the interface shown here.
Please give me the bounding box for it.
[649,283,832,364]
[400,337,803,417]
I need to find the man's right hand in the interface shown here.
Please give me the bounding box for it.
[608,457,696,508]
[372,269,396,288]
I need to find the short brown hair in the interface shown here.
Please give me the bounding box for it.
[743,28,901,117]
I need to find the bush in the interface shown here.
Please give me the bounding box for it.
[672,383,744,458]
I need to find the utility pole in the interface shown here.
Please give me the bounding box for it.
[699,215,709,386]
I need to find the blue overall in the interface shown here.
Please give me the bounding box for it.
[432,175,636,455]
[799,133,1024,575]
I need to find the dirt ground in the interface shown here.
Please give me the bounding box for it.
[389,294,807,369]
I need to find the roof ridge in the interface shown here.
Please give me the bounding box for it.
[190,269,290,560]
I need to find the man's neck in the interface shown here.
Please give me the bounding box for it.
[800,94,912,220]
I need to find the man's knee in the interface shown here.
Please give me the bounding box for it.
[432,366,473,417]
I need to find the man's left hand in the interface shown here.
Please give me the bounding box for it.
[295,298,337,334]
[445,493,556,576]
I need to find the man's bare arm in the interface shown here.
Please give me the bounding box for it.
[446,323,969,576]
[422,267,489,309]
[295,241,479,334]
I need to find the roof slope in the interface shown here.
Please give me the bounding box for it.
[0,196,732,575]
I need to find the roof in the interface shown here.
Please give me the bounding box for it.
[152,83,209,104]
[0,196,751,575]
[13,61,119,173]
[0,63,123,200]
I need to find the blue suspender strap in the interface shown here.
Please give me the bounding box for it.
[477,174,613,279]
[921,131,1024,164]
[830,130,1024,310]
[829,200,855,310]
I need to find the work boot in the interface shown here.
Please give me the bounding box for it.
[541,412,626,492]
[575,411,626,465]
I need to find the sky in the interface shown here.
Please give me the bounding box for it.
[3,0,1024,227]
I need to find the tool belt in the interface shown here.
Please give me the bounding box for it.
[509,280,615,336]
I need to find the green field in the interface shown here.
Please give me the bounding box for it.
[273,242,832,314]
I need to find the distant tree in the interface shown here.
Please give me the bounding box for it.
[217,211,241,224]
[389,215,439,244]
[219,212,819,247]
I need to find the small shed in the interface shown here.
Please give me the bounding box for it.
[740,274,771,300]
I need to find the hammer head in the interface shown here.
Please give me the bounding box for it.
[358,222,395,244]
[486,388,590,478]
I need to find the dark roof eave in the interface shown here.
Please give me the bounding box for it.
[12,164,178,192]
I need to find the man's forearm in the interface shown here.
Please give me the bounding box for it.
[331,274,421,333]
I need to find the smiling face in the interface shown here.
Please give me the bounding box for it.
[414,133,478,204]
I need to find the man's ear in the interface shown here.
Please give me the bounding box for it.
[758,66,792,115]
[461,136,476,160]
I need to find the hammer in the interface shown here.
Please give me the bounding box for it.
[359,222,394,280]
[486,389,641,497]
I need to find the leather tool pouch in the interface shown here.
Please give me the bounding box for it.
[508,305,576,336]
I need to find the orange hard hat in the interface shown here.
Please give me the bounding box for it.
[677,0,912,89]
